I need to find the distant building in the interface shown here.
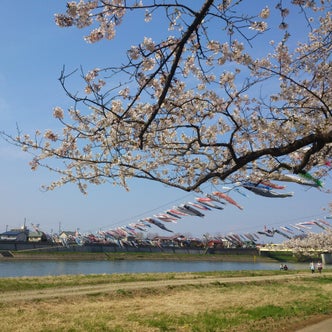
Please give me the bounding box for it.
[0,226,49,243]
[28,230,48,242]
[0,228,28,242]
[58,231,77,245]
[152,235,204,248]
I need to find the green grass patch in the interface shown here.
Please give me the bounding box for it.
[132,295,332,332]
[262,251,297,262]
[1,272,332,332]
[0,270,299,292]
[123,276,332,331]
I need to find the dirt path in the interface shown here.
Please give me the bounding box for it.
[1,272,331,303]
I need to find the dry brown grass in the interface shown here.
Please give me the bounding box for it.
[0,273,331,331]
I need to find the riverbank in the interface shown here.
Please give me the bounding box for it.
[1,271,331,331]
[1,250,279,262]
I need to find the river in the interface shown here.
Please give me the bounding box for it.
[0,260,314,278]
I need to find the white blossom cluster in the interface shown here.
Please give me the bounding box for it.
[281,230,332,256]
[5,0,331,194]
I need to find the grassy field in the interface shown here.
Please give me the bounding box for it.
[4,250,287,262]
[0,270,331,331]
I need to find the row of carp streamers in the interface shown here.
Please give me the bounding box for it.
[76,172,330,246]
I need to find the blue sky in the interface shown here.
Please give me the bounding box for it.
[0,1,331,241]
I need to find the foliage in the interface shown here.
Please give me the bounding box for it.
[1,0,331,193]
[282,229,332,256]
[262,250,297,262]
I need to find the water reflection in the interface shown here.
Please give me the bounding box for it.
[0,260,311,278]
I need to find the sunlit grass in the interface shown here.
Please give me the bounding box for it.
[0,270,300,292]
[122,282,332,332]
[1,272,331,331]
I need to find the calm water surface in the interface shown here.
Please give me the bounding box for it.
[0,260,313,278]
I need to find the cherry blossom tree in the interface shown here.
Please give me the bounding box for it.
[281,229,332,257]
[2,0,331,193]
